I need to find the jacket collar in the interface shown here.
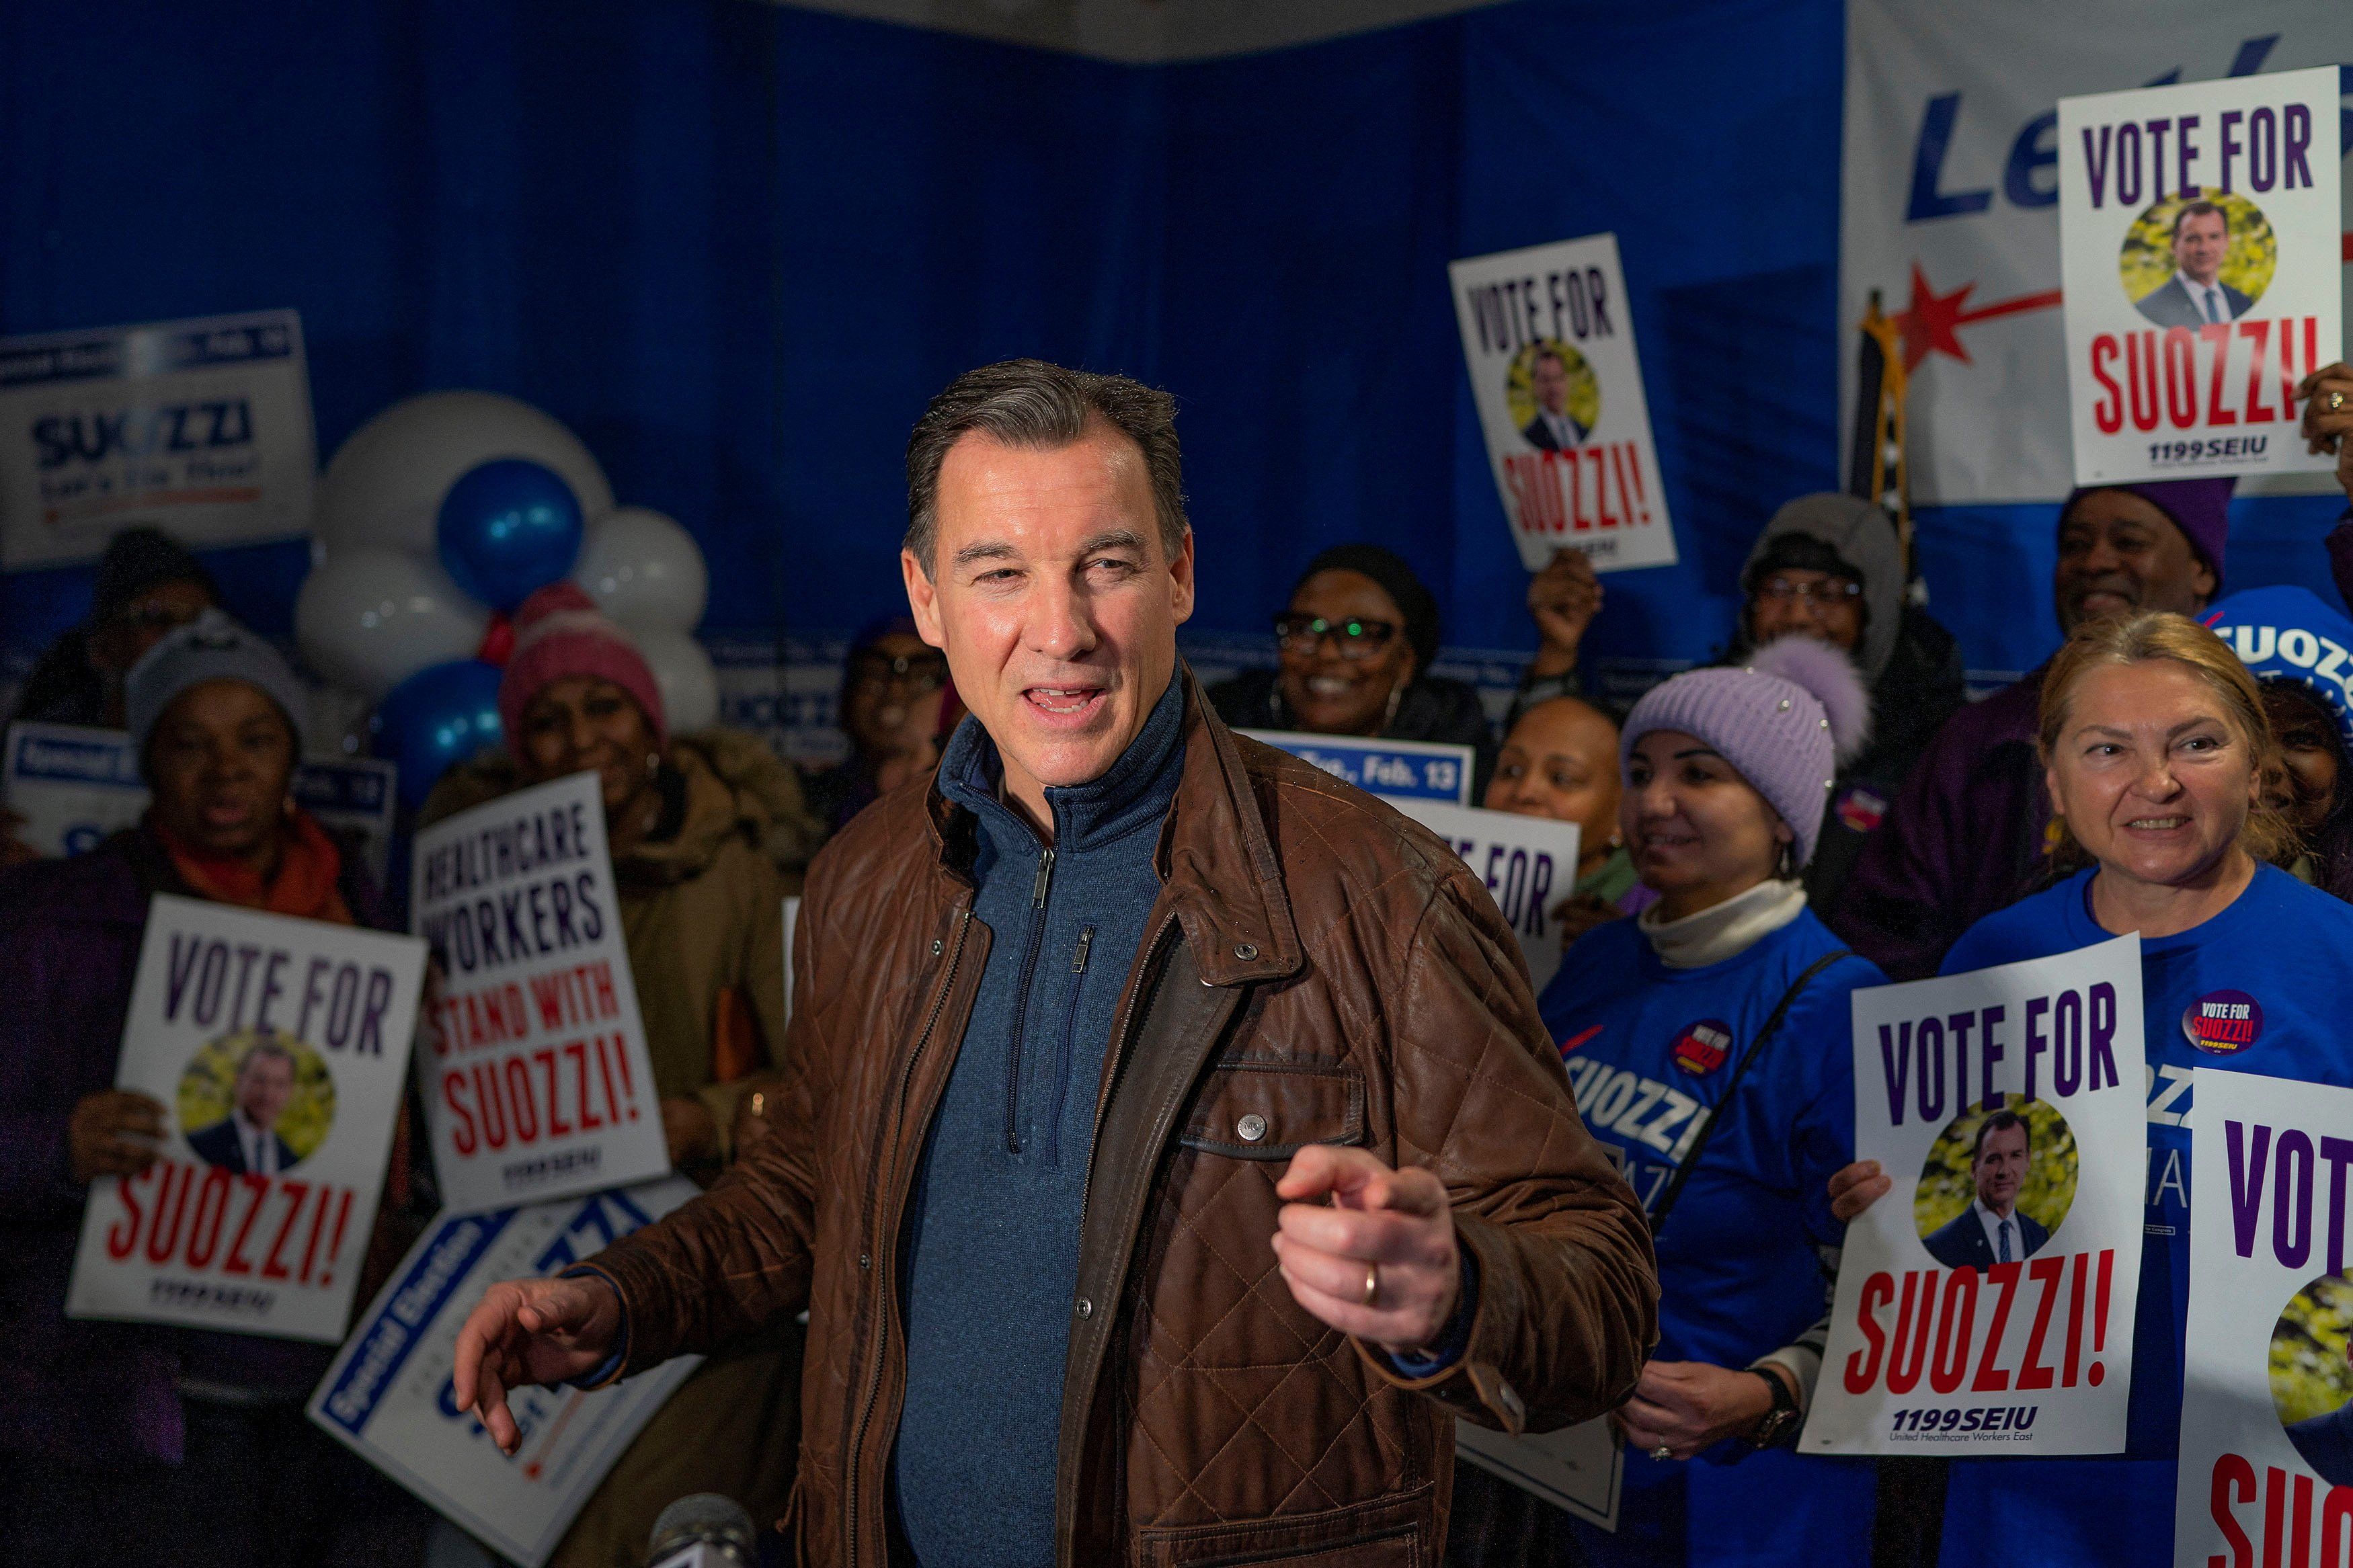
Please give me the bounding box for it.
[936,669,1187,856]
[925,661,1301,986]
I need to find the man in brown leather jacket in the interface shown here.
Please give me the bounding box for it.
[454,360,1658,1567]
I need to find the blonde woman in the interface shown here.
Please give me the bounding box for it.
[1832,610,2353,1566]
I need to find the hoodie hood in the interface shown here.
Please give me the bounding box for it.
[1739,493,1905,684]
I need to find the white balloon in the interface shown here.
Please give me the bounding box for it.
[315,390,614,559]
[573,507,709,632]
[635,626,721,735]
[294,548,489,698]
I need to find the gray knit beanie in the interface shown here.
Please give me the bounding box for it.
[126,609,309,769]
[1620,637,1872,867]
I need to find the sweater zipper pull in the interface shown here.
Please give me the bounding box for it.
[1072,925,1093,974]
[1032,846,1055,908]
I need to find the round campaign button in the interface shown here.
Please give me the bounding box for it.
[2180,989,2263,1054]
[1671,1019,1734,1077]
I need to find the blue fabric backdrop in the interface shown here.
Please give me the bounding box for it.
[3,0,2346,693]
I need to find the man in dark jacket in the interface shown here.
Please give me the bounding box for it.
[1831,477,2234,979]
[452,360,1658,1568]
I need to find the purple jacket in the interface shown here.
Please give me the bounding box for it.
[1826,664,2054,981]
[0,824,389,1466]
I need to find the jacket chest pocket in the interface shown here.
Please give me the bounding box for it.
[1177,1057,1366,1161]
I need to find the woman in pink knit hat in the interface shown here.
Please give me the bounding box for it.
[421,581,820,1568]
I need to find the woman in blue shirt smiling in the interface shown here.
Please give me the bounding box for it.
[1831,610,2353,1565]
[1519,637,1886,1568]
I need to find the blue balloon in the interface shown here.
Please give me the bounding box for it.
[436,458,585,611]
[371,659,505,811]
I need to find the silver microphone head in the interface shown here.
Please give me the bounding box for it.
[649,1493,757,1565]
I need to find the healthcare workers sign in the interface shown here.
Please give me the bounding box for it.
[0,309,316,567]
[1450,234,1677,574]
[309,1178,703,1567]
[1806,936,2147,1455]
[65,895,426,1343]
[1394,800,1580,991]
[2059,67,2344,486]
[2173,1071,2353,1564]
[1839,1,2352,503]
[411,772,670,1214]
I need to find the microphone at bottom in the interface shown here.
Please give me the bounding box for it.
[647,1493,758,1568]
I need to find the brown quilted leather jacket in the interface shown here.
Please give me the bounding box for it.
[580,671,1657,1567]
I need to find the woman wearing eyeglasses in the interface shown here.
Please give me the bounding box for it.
[1207,542,1498,794]
[801,614,957,837]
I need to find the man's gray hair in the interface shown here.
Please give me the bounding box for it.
[904,358,1189,576]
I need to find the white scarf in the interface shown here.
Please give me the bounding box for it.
[1637,878,1808,968]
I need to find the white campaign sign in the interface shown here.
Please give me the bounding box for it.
[65,895,426,1342]
[0,308,317,567]
[1455,1418,1622,1532]
[1393,800,1580,991]
[1806,935,2146,1455]
[2059,67,2344,486]
[1840,1,2352,503]
[308,1178,704,1567]
[2,722,398,883]
[2173,1071,2353,1565]
[411,772,670,1214]
[1449,234,1677,574]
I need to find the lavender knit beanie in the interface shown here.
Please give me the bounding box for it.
[1620,637,1872,868]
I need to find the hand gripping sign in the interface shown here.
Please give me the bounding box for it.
[1392,800,1581,991]
[65,895,426,1343]
[411,771,670,1214]
[2173,1071,2353,1565]
[1449,233,1677,574]
[2058,66,2343,488]
[1806,934,2146,1455]
[309,1178,703,1567]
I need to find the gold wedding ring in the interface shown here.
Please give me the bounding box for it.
[1362,1263,1380,1307]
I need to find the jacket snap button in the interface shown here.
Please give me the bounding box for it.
[930,938,943,956]
[1075,1297,1094,1319]
[859,1253,871,1269]
[1236,1113,1268,1143]
[1234,942,1259,960]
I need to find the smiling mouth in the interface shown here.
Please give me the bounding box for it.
[2124,815,2190,831]
[1638,829,1698,852]
[1303,675,1356,698]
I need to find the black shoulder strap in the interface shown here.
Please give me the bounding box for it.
[1646,948,1852,1238]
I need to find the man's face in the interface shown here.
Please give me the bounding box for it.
[1532,354,1569,415]
[2054,489,2215,632]
[903,421,1195,823]
[236,1050,295,1131]
[2175,210,2229,287]
[1749,568,1864,653]
[89,579,214,675]
[1972,1123,2030,1216]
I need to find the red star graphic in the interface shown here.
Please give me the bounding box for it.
[1894,263,2063,372]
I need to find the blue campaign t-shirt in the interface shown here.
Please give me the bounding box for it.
[1540,907,1884,1568]
[1933,864,2353,1565]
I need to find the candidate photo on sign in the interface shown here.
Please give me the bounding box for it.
[2121,190,2276,329]
[1510,339,1599,452]
[1913,1096,2077,1271]
[2273,1269,2353,1487]
[179,1029,335,1175]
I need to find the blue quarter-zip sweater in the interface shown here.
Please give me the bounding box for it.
[890,675,1187,1567]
